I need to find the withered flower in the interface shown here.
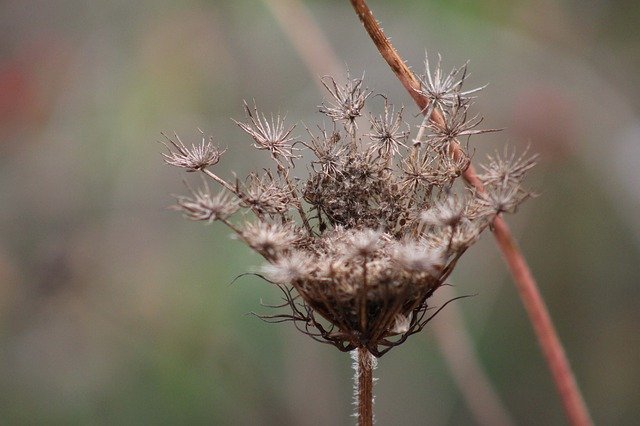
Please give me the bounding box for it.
[161,131,225,171]
[366,96,410,158]
[233,100,299,166]
[417,52,485,117]
[172,180,238,223]
[163,64,535,357]
[319,73,372,133]
[424,100,498,151]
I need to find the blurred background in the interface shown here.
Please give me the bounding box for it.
[1,0,639,424]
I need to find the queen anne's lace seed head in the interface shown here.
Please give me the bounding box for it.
[164,60,536,357]
[366,96,410,158]
[319,73,372,133]
[162,131,225,171]
[233,101,300,166]
[172,181,238,222]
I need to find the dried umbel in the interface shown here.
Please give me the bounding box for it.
[163,57,536,357]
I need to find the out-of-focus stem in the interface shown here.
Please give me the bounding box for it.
[348,1,592,425]
[433,286,515,426]
[263,0,345,92]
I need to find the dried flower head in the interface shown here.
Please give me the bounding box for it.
[366,96,410,158]
[161,131,225,171]
[163,60,535,357]
[319,73,372,133]
[424,100,498,151]
[479,146,539,187]
[172,180,238,222]
[417,52,485,117]
[233,101,299,166]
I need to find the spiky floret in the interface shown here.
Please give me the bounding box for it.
[161,131,225,171]
[164,61,536,356]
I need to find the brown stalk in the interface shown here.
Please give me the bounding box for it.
[348,1,592,425]
[357,347,374,426]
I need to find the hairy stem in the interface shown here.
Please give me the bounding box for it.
[348,1,592,425]
[354,348,375,426]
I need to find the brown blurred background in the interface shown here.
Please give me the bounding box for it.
[1,0,639,424]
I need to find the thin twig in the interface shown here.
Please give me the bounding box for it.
[348,1,592,425]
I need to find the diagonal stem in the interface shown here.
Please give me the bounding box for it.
[348,1,592,425]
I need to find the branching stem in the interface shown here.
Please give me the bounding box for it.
[348,1,592,425]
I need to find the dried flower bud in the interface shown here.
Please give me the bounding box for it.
[233,101,299,165]
[162,131,225,171]
[478,184,530,216]
[242,172,295,216]
[417,53,485,116]
[479,146,538,187]
[366,97,409,157]
[319,73,372,132]
[172,181,238,222]
[305,126,347,176]
[425,101,497,151]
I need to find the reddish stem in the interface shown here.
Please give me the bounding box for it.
[348,1,592,425]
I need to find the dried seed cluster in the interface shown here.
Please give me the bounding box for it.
[163,56,536,357]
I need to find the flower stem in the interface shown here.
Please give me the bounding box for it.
[348,1,592,425]
[354,347,375,426]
